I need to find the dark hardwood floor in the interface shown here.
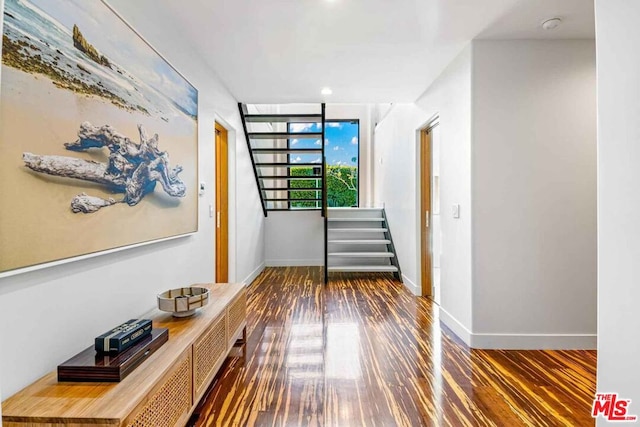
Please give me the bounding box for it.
[193,267,596,427]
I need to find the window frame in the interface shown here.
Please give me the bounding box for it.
[287,119,360,209]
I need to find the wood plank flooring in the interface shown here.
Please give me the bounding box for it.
[192,267,596,427]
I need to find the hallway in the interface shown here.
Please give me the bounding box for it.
[194,267,596,426]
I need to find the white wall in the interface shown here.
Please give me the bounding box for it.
[471,40,597,349]
[0,0,265,400]
[373,104,428,293]
[373,40,597,349]
[596,0,640,421]
[374,46,474,340]
[265,212,324,266]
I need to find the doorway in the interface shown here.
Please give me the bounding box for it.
[215,123,228,283]
[420,121,441,302]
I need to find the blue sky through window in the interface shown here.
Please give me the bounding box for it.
[288,121,358,166]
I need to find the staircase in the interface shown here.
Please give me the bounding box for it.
[238,103,326,216]
[239,103,401,284]
[326,207,402,281]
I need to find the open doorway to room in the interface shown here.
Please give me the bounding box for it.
[215,122,229,283]
[420,121,441,303]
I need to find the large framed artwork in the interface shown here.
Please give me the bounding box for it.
[0,0,198,274]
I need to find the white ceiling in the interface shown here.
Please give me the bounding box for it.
[111,0,595,104]
[477,0,595,40]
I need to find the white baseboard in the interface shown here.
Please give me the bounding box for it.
[470,333,597,350]
[437,306,473,346]
[265,259,323,267]
[437,306,596,349]
[242,261,265,286]
[401,274,420,296]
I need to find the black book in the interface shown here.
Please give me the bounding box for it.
[95,319,152,353]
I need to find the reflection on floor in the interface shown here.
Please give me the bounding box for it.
[193,267,596,427]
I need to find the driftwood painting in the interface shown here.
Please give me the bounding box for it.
[0,0,198,273]
[23,122,187,214]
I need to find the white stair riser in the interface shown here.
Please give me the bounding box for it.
[328,258,392,267]
[327,227,388,232]
[327,208,383,219]
[327,266,398,273]
[329,252,394,258]
[328,244,389,254]
[328,218,385,223]
[328,232,386,241]
[329,231,385,240]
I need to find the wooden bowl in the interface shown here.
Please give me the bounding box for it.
[157,287,209,317]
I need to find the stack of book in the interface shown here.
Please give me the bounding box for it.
[95,319,153,353]
[58,319,168,382]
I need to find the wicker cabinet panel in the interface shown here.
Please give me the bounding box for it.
[125,349,192,427]
[193,313,227,400]
[226,290,246,346]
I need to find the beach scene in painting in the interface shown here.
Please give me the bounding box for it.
[0,0,199,272]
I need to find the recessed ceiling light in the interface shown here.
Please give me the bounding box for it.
[321,87,333,95]
[541,18,562,30]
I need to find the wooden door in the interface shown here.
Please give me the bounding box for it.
[420,128,432,297]
[215,123,228,283]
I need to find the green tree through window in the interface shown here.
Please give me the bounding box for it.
[288,120,358,208]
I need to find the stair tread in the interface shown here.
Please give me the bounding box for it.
[328,228,388,232]
[329,252,395,257]
[264,198,322,202]
[256,163,321,167]
[327,265,399,272]
[260,176,322,180]
[328,218,384,222]
[267,208,322,211]
[253,148,322,154]
[328,239,391,244]
[245,114,322,123]
[262,187,321,191]
[249,132,322,139]
[328,207,383,211]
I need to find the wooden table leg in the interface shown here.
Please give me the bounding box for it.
[234,326,247,360]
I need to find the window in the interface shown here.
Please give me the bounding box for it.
[288,120,359,208]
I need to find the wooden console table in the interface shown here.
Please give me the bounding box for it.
[2,283,247,427]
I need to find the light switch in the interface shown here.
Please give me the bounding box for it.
[452,204,460,219]
[209,204,214,218]
[199,182,206,196]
